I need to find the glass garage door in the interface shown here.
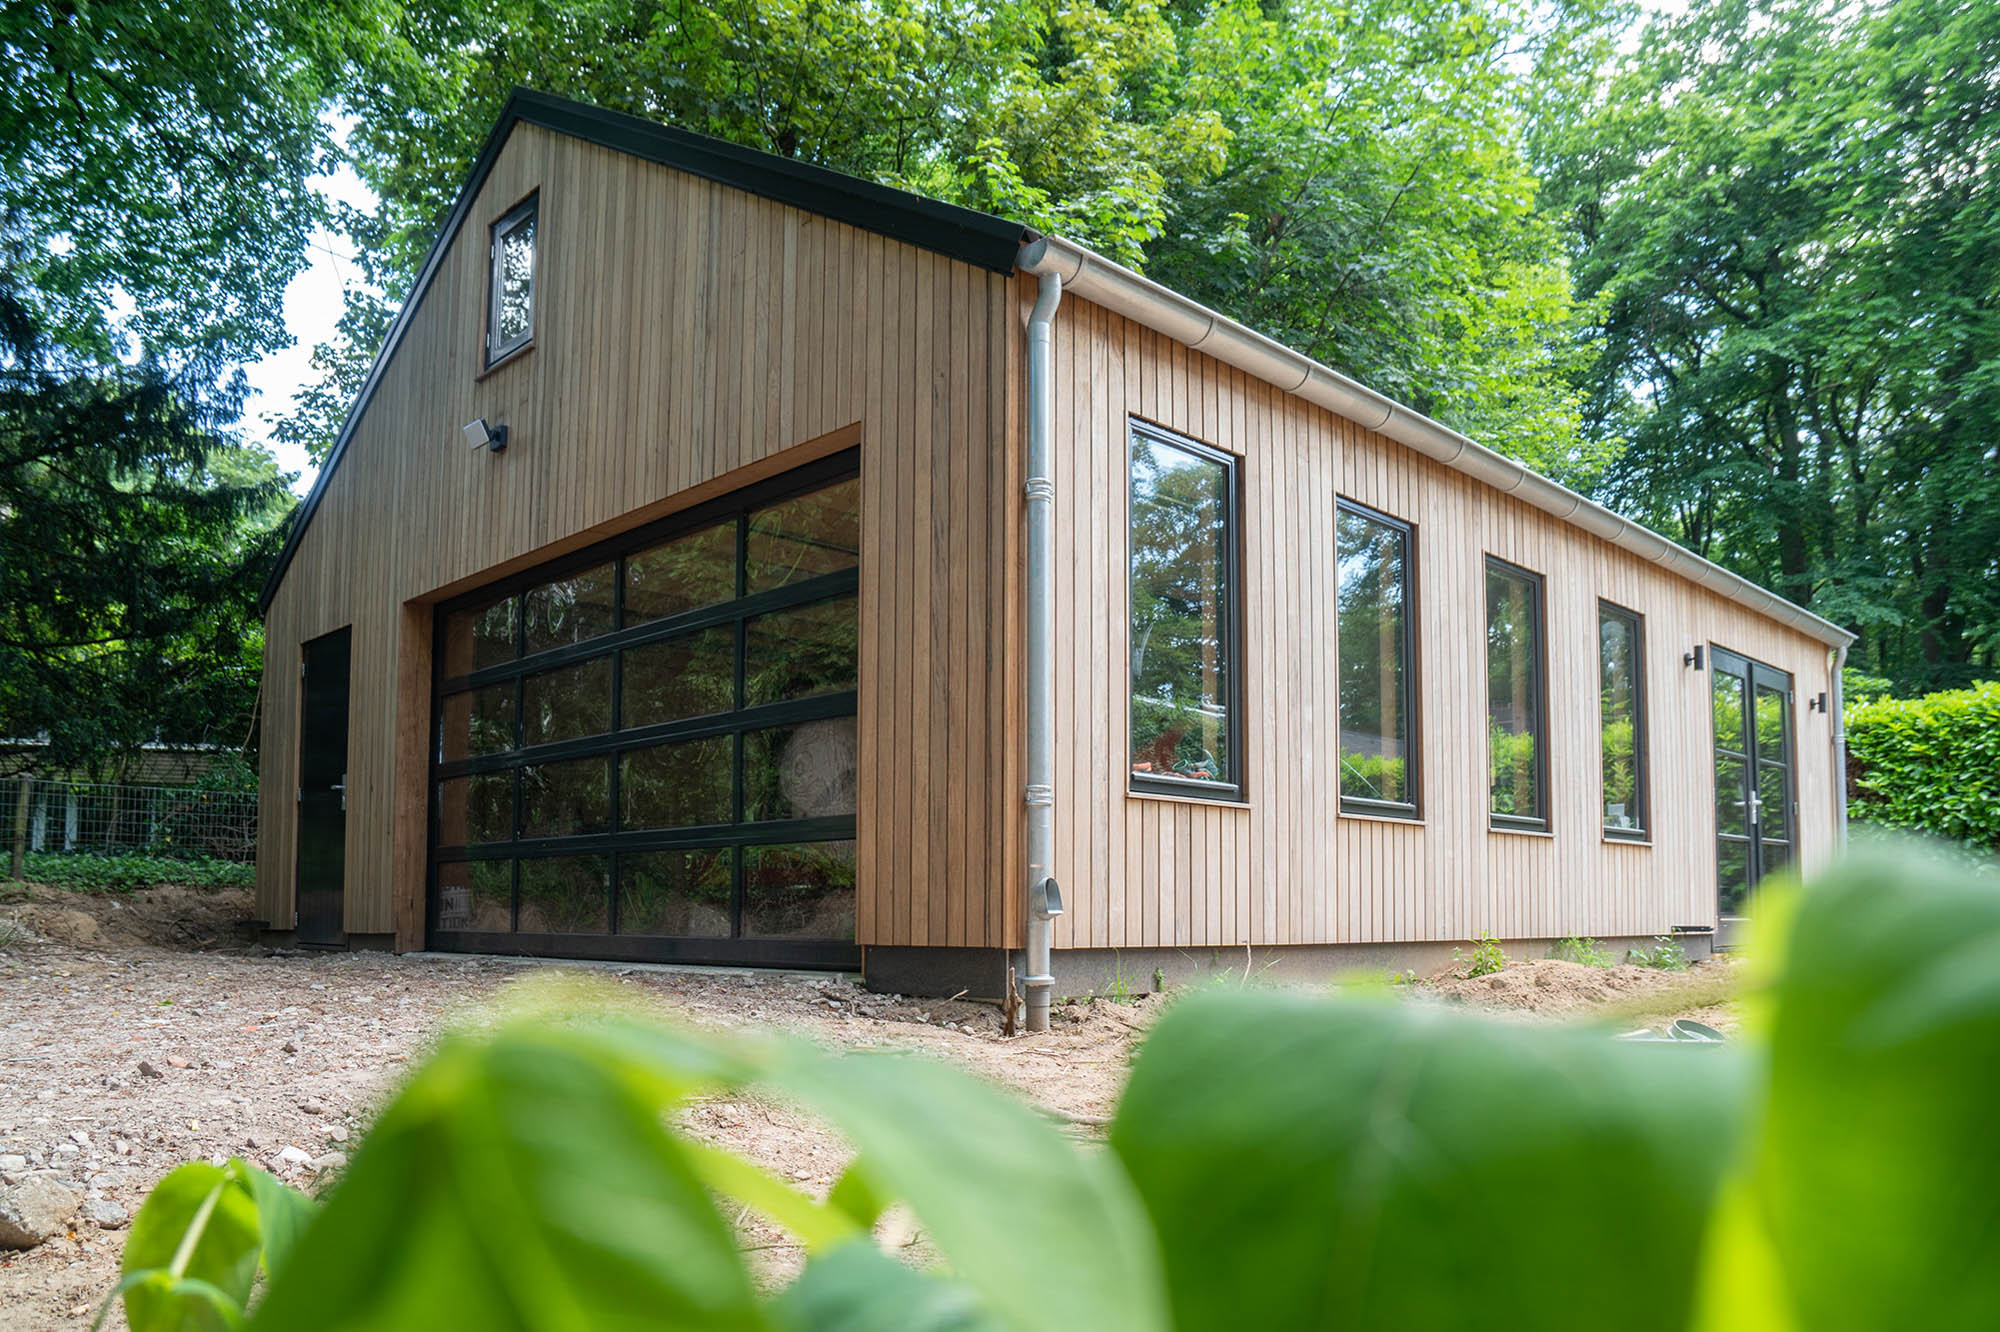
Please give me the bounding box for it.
[428,450,860,968]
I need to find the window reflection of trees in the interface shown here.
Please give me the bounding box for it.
[1486,564,1544,822]
[495,213,535,347]
[1130,433,1231,787]
[1336,506,1411,808]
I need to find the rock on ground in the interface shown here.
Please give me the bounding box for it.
[0,1179,79,1250]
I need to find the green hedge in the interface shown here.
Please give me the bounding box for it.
[18,852,254,893]
[1846,681,2000,855]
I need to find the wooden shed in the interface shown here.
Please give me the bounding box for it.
[255,90,1853,1026]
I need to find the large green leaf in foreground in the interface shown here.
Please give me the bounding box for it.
[1110,989,1748,1331]
[1741,844,2000,1330]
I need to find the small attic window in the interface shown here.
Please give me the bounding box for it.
[486,194,537,366]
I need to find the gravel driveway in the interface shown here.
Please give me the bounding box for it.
[0,884,1140,1330]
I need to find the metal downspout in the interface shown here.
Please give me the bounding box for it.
[1024,267,1063,1033]
[1831,645,1849,849]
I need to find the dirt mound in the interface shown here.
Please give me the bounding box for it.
[1,882,256,954]
[1426,957,1737,1022]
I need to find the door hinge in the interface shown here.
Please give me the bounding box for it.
[293,909,298,926]
[295,787,302,803]
[300,660,307,680]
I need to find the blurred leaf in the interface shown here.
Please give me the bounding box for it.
[249,1031,767,1330]
[235,1163,314,1284]
[769,1241,1002,1332]
[121,1163,262,1332]
[770,1046,1168,1332]
[1744,841,2000,1329]
[1110,990,1747,1330]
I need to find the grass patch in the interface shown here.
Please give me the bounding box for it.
[19,852,253,894]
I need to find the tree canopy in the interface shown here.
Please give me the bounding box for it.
[1538,0,2000,689]
[6,0,1996,774]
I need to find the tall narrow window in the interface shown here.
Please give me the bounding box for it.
[486,194,538,365]
[1486,557,1548,831]
[1336,500,1418,816]
[1129,422,1240,799]
[1599,602,1648,839]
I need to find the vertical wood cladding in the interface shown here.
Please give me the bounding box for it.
[258,128,1020,949]
[259,118,1838,961]
[1037,276,1841,950]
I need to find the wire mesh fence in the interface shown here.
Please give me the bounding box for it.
[1,778,257,863]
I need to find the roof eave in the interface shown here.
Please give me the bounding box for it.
[1016,235,1856,651]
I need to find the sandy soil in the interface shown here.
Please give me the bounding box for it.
[0,880,1736,1329]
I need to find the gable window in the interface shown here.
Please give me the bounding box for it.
[1486,557,1548,831]
[486,194,538,366]
[1599,601,1648,839]
[1129,421,1240,799]
[1335,500,1418,817]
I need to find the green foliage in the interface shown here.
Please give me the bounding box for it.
[1337,752,1407,804]
[1540,0,2000,690]
[1846,681,2000,855]
[116,846,2000,1329]
[1627,937,1688,972]
[296,0,1609,468]
[1458,932,1508,979]
[22,853,253,894]
[1487,725,1539,818]
[1551,935,1613,968]
[0,298,284,776]
[0,1,372,364]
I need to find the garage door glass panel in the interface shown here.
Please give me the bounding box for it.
[523,562,616,654]
[520,657,612,749]
[619,849,732,937]
[436,773,513,847]
[742,842,856,939]
[746,478,860,593]
[744,720,858,823]
[622,627,735,728]
[626,522,736,624]
[438,682,516,762]
[518,855,609,934]
[434,861,513,932]
[429,454,860,965]
[444,596,518,675]
[520,757,610,838]
[744,596,858,706]
[621,736,734,831]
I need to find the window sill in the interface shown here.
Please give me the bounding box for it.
[1603,832,1653,847]
[478,340,535,381]
[1488,824,1555,838]
[1339,808,1424,827]
[1126,788,1251,811]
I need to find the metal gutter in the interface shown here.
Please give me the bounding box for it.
[1016,234,1856,651]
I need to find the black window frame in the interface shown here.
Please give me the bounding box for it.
[1484,555,1550,834]
[485,192,539,367]
[1126,418,1244,803]
[426,448,860,969]
[1597,599,1649,841]
[1334,497,1421,820]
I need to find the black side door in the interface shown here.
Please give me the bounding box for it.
[296,628,351,946]
[1711,646,1796,949]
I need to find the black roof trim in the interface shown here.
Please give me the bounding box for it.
[257,88,1026,614]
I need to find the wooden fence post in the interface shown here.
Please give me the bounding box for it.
[9,775,29,882]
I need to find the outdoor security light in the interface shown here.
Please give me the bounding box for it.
[462,418,508,452]
[1683,645,1705,671]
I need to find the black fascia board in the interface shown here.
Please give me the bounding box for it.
[256,87,1027,615]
